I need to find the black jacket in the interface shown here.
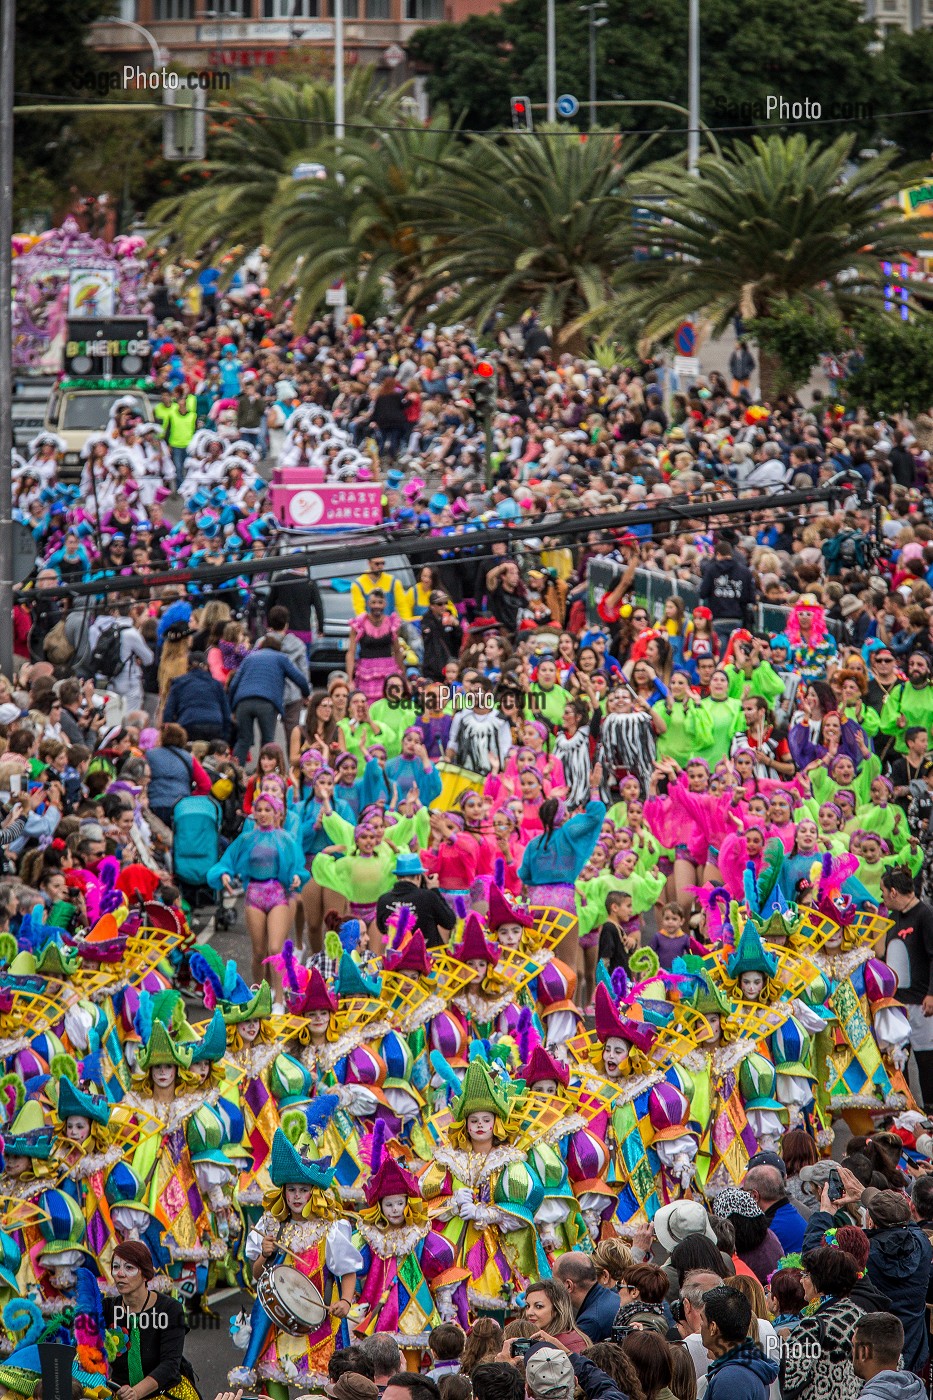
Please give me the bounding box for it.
[698,554,756,622]
[865,1221,933,1373]
[163,668,232,735]
[376,879,456,948]
[420,611,462,682]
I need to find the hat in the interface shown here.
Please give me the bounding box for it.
[332,1377,380,1400]
[525,1349,575,1400]
[652,1199,718,1253]
[839,594,862,619]
[861,1187,911,1227]
[487,881,536,932]
[747,1149,787,1178]
[56,1077,111,1128]
[452,1058,509,1124]
[727,921,779,983]
[452,912,499,966]
[269,1127,337,1189]
[712,1187,764,1219]
[593,983,655,1050]
[395,851,424,877]
[519,1045,570,1089]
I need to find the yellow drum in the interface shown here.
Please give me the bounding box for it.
[431,761,484,811]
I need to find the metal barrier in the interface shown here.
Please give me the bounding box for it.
[607,566,844,641]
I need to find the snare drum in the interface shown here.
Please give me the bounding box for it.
[430,761,484,812]
[257,1264,328,1336]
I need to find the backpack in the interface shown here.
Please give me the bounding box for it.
[90,622,125,681]
[43,620,74,666]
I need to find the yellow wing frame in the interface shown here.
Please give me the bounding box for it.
[526,906,577,955]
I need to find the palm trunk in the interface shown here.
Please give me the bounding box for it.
[758,346,782,400]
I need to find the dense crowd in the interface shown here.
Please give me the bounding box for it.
[7,276,933,1400]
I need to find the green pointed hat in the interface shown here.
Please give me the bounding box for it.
[687,967,733,1018]
[191,1010,227,1063]
[3,1101,54,1159]
[269,1127,338,1189]
[56,1077,111,1128]
[137,1018,193,1073]
[224,979,272,1026]
[739,1052,786,1113]
[727,921,779,983]
[452,1059,510,1124]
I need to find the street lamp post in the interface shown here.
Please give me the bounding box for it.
[0,0,13,680]
[334,0,345,139]
[579,1,608,128]
[688,0,700,174]
[546,0,556,122]
[90,15,169,67]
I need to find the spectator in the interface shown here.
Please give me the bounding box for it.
[882,864,933,1111]
[620,1332,678,1400]
[780,1247,864,1400]
[852,1311,926,1400]
[701,1285,778,1400]
[162,651,231,742]
[860,1187,933,1375]
[461,1321,504,1377]
[425,1324,466,1383]
[266,603,311,745]
[359,1336,403,1392]
[711,1189,783,1284]
[88,604,154,713]
[228,636,310,766]
[469,1363,523,1400]
[421,590,463,681]
[329,1347,376,1383]
[742,1164,806,1253]
[697,538,756,651]
[382,1375,440,1400]
[554,1252,622,1343]
[674,1268,724,1387]
[780,1128,820,1218]
[611,1264,671,1340]
[146,722,212,829]
[523,1279,592,1352]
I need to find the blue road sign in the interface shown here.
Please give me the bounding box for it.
[674,321,696,355]
[556,94,580,118]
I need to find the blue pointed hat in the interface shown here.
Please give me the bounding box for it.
[336,952,381,1000]
[57,1077,111,1128]
[727,920,779,983]
[269,1127,337,1189]
[191,1009,228,1063]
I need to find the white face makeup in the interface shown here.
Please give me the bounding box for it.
[381,1193,407,1226]
[466,1111,495,1145]
[65,1114,92,1143]
[151,1063,177,1089]
[602,1036,629,1078]
[284,1184,313,1215]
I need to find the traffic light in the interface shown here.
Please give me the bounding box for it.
[163,87,206,160]
[510,96,533,132]
[472,359,497,415]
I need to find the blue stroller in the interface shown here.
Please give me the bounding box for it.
[172,796,229,922]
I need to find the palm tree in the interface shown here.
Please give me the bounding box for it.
[607,133,933,391]
[405,127,645,352]
[264,117,460,324]
[148,71,410,274]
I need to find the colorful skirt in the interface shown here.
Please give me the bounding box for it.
[245,878,291,912]
[355,656,401,705]
[525,882,577,914]
[349,900,378,923]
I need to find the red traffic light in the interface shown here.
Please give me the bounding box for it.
[475,360,495,378]
[514,101,526,114]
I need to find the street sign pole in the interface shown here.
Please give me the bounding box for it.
[688,0,700,175]
[0,0,15,680]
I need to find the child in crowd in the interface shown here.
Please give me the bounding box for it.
[597,890,638,975]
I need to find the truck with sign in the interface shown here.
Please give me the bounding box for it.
[43,317,156,479]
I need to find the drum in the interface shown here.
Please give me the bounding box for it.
[257,1264,328,1336]
[430,761,484,812]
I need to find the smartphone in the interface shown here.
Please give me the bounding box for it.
[827,1167,844,1202]
[10,775,21,795]
[512,1339,531,1357]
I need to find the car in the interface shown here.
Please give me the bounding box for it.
[263,535,415,682]
[44,386,156,480]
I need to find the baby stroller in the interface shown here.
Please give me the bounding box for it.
[172,795,233,926]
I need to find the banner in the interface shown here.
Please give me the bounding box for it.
[68,268,116,316]
[268,481,383,530]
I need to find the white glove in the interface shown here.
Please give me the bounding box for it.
[459,1200,478,1222]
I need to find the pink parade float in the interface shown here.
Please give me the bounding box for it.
[12,218,147,371]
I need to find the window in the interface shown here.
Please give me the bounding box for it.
[405,0,443,18]
[341,0,359,17]
[263,0,320,14]
[367,0,391,17]
[153,0,196,16]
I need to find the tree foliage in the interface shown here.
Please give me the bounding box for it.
[747,298,845,395]
[842,312,933,417]
[604,134,933,359]
[407,0,881,150]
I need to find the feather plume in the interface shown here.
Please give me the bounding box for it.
[370,1119,387,1175]
[189,951,225,1006]
[222,958,239,998]
[0,1072,24,1124]
[73,1267,108,1378]
[611,967,629,1002]
[516,1007,536,1065]
[0,932,16,965]
[743,862,760,913]
[50,1053,77,1084]
[324,930,342,963]
[303,1094,338,1141]
[3,1297,44,1349]
[469,1039,490,1063]
[430,1050,464,1099]
[133,989,153,1046]
[493,857,505,890]
[281,1108,305,1145]
[282,940,300,994]
[628,947,659,980]
[338,919,362,953]
[389,904,412,951]
[453,895,467,921]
